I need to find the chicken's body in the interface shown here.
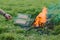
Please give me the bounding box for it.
[33,7,47,27]
[0,9,12,20]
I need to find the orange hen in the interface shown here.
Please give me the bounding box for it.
[33,7,47,27]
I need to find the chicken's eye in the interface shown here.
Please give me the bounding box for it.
[39,17,41,18]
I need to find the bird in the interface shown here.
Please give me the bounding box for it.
[33,7,47,28]
[0,9,12,20]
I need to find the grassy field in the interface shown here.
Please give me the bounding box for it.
[0,0,60,40]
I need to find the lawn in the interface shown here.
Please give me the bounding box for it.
[0,0,60,40]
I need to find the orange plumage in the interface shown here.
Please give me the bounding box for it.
[33,7,47,27]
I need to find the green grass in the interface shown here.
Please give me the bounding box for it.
[0,0,60,40]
